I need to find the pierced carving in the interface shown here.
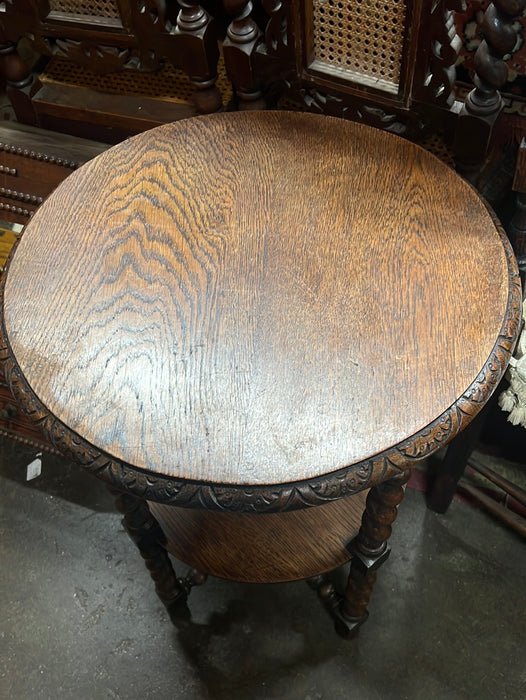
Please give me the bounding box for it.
[0,205,520,514]
[419,0,464,107]
[54,40,131,73]
[136,0,166,28]
[299,87,408,134]
[27,33,163,75]
[261,0,290,55]
[454,0,526,179]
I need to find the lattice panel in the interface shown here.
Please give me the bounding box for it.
[312,0,407,86]
[48,0,121,20]
[418,132,455,168]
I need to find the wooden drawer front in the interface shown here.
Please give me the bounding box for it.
[0,149,76,199]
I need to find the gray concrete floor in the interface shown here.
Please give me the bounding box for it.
[0,435,525,700]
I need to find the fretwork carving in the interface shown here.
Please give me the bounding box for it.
[54,40,131,73]
[299,87,409,135]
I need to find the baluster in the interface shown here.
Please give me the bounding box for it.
[454,0,526,182]
[0,39,37,123]
[509,138,526,286]
[417,0,464,109]
[174,2,223,114]
[222,0,265,110]
[110,489,196,620]
[335,470,411,638]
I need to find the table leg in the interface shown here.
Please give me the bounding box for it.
[110,489,205,620]
[335,470,411,638]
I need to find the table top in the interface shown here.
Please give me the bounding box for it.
[1,111,521,511]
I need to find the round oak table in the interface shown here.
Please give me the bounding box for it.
[0,111,520,636]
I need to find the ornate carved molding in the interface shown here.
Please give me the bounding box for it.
[0,208,520,514]
[298,87,409,135]
[53,40,131,72]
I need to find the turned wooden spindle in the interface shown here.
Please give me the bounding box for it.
[418,0,464,108]
[222,0,265,109]
[0,41,32,88]
[337,470,411,637]
[468,0,524,117]
[174,1,223,114]
[0,39,38,123]
[110,490,191,616]
[455,0,526,180]
[509,137,526,285]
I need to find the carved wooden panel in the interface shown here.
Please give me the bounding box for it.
[0,0,223,131]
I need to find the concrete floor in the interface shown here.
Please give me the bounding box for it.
[0,435,525,700]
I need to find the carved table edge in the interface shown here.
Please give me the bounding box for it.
[0,207,521,514]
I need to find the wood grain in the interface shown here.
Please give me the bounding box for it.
[148,489,368,583]
[3,111,511,487]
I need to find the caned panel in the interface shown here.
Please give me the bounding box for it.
[48,0,121,19]
[312,0,407,88]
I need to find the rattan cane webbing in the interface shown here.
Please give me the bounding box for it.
[48,0,121,19]
[40,55,233,105]
[312,0,407,87]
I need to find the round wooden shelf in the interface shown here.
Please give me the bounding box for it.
[149,490,368,582]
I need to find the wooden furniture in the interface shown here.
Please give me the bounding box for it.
[0,121,108,451]
[0,121,107,226]
[0,111,520,636]
[2,0,525,162]
[427,136,526,535]
[0,0,224,141]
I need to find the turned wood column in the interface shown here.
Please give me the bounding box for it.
[110,490,208,619]
[0,39,37,123]
[173,2,223,114]
[222,0,265,109]
[336,470,411,638]
[509,138,526,285]
[454,0,526,181]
